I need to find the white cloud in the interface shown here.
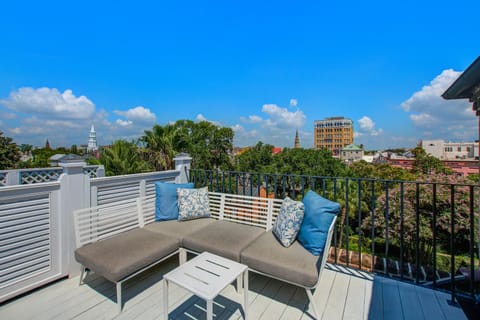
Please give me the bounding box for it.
[289,99,298,107]
[401,69,476,141]
[114,106,156,123]
[240,115,263,123]
[357,116,383,136]
[196,114,208,122]
[358,116,375,131]
[0,87,157,147]
[195,113,220,126]
[0,112,16,119]
[248,115,263,123]
[234,102,307,147]
[232,124,244,132]
[10,127,22,135]
[116,119,133,127]
[0,87,95,119]
[261,104,306,129]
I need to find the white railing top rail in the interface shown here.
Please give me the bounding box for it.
[0,165,104,186]
[0,181,61,200]
[90,170,178,186]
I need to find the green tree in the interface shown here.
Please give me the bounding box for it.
[186,121,233,170]
[30,148,58,167]
[236,142,275,172]
[70,144,79,154]
[141,120,234,171]
[412,147,452,175]
[361,173,477,265]
[141,124,177,171]
[100,140,151,176]
[272,148,346,177]
[0,131,20,169]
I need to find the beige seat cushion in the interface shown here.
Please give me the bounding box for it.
[241,231,321,287]
[182,220,264,261]
[144,218,215,245]
[75,228,179,283]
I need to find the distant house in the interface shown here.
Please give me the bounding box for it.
[49,154,66,167]
[340,144,363,163]
[272,147,282,155]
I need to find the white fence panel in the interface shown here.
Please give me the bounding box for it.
[0,183,63,303]
[90,170,179,207]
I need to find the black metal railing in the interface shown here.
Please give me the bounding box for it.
[189,169,479,302]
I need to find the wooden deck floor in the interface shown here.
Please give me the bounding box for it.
[0,257,466,320]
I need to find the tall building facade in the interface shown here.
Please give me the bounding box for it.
[314,117,353,155]
[87,124,98,152]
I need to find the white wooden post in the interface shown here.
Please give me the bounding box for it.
[58,156,91,277]
[96,165,105,177]
[6,170,20,186]
[173,153,192,184]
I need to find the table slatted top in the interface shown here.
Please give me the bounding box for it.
[164,252,247,300]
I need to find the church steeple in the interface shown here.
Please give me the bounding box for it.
[294,129,300,148]
[87,124,98,152]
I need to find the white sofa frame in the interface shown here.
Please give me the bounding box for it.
[73,191,337,318]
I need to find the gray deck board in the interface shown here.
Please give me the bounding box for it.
[0,262,467,320]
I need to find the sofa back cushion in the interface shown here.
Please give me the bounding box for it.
[297,190,340,256]
[155,182,194,221]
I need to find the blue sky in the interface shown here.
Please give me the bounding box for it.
[0,0,479,150]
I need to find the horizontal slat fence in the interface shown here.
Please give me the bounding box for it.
[0,183,62,303]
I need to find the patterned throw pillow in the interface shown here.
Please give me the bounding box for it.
[177,187,211,221]
[272,197,305,247]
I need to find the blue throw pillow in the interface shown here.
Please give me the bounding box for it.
[155,182,194,221]
[297,190,340,256]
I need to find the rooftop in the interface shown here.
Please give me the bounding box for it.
[0,259,465,320]
[0,161,476,319]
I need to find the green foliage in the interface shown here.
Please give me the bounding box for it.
[235,144,347,177]
[0,131,20,169]
[349,161,415,181]
[29,148,61,167]
[412,146,452,175]
[85,157,101,165]
[236,142,275,172]
[272,148,347,177]
[361,173,477,264]
[100,140,151,176]
[140,120,234,171]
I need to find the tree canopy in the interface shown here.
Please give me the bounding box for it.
[0,131,20,170]
[140,120,234,171]
[100,140,151,176]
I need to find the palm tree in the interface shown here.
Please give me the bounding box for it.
[140,124,177,171]
[100,140,151,176]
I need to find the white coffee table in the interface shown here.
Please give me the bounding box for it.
[163,251,248,320]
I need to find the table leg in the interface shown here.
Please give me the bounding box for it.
[237,273,243,294]
[163,279,169,320]
[207,299,213,320]
[243,270,248,320]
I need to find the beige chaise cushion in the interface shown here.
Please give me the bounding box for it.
[241,231,321,287]
[75,228,179,283]
[144,218,216,245]
[182,220,264,261]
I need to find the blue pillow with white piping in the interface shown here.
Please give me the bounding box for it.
[155,182,194,221]
[297,190,340,256]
